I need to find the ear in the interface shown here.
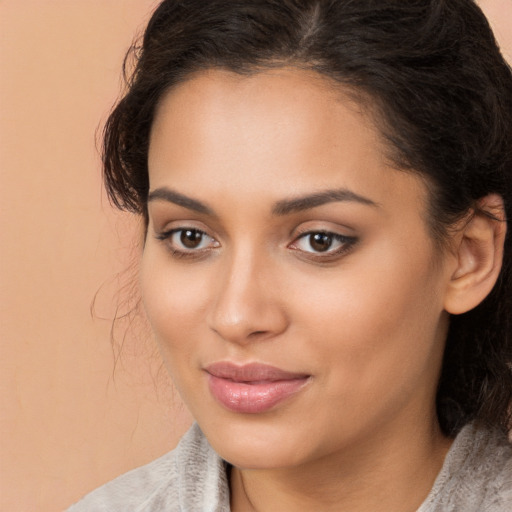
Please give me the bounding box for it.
[443,194,507,315]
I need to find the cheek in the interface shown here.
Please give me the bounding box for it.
[290,240,446,391]
[140,250,209,358]
[286,256,446,442]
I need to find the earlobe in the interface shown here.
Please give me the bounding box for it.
[444,194,506,315]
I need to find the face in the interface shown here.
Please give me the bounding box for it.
[142,68,453,470]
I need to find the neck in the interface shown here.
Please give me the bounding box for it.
[230,415,453,512]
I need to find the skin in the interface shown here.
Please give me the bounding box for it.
[142,68,459,511]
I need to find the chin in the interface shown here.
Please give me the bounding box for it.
[218,441,307,471]
[200,414,313,470]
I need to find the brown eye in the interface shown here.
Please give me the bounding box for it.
[157,227,220,256]
[290,230,357,258]
[309,233,333,252]
[180,229,204,249]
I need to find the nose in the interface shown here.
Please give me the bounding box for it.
[207,249,288,345]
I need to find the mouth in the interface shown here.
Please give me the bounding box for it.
[204,362,311,414]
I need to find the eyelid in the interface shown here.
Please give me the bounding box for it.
[156,227,219,244]
[153,217,217,241]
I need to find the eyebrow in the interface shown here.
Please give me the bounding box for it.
[147,186,379,216]
[147,187,214,215]
[272,188,379,215]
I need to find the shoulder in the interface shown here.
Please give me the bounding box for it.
[419,422,512,512]
[66,424,230,512]
[66,448,178,512]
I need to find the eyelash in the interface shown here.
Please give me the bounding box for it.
[155,227,358,262]
[289,230,358,262]
[155,228,219,259]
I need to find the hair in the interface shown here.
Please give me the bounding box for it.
[102,0,512,436]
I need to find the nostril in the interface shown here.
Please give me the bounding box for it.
[249,330,268,337]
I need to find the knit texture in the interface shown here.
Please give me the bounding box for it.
[67,422,511,511]
[417,422,512,512]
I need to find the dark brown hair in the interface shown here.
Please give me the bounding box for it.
[102,0,512,435]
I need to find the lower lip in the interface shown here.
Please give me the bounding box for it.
[207,374,310,414]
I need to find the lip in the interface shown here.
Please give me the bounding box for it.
[204,362,310,414]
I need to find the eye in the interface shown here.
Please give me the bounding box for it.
[174,229,210,250]
[156,227,220,256]
[290,231,357,256]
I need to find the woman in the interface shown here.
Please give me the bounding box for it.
[69,0,512,510]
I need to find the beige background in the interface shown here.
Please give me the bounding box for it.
[0,1,510,511]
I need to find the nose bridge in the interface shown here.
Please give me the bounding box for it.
[208,241,286,343]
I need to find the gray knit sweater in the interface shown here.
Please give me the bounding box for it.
[67,422,512,511]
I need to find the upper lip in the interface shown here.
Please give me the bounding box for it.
[204,362,309,382]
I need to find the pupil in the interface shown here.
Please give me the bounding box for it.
[180,229,202,249]
[310,233,332,252]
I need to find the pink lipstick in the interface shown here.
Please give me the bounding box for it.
[205,362,310,414]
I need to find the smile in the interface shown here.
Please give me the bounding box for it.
[204,362,311,414]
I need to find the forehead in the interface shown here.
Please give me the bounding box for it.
[148,67,427,217]
[151,68,376,143]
